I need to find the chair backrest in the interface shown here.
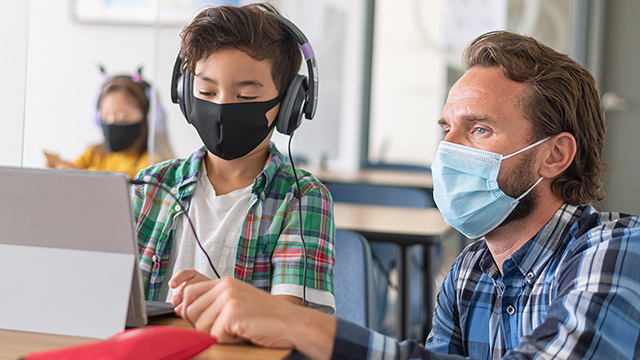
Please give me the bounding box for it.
[364,162,431,173]
[325,182,433,208]
[333,229,377,330]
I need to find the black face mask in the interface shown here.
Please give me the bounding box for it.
[101,122,143,152]
[189,96,280,160]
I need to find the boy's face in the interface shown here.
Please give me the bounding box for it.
[193,48,280,126]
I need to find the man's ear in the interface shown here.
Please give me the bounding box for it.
[539,132,576,178]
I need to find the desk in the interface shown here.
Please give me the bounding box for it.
[304,166,433,189]
[0,316,291,360]
[334,203,453,340]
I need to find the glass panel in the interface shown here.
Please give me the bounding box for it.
[0,2,30,167]
[22,0,167,172]
[366,0,574,168]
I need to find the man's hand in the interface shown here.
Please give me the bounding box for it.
[179,277,337,360]
[168,269,210,307]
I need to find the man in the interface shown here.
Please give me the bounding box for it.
[131,3,335,314]
[174,31,640,359]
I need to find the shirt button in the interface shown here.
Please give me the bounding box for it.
[188,185,194,192]
[152,255,158,263]
[506,305,516,315]
[526,272,535,282]
[174,204,182,212]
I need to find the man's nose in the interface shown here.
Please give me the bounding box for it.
[443,127,464,145]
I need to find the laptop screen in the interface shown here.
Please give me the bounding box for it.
[0,166,147,338]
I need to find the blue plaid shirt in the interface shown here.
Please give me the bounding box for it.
[332,204,640,359]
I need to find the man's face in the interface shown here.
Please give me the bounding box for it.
[438,66,539,223]
[193,48,280,126]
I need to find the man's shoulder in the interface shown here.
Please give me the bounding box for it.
[566,206,640,253]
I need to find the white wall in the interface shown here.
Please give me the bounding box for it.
[15,0,365,171]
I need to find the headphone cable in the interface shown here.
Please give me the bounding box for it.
[129,179,221,279]
[288,134,308,307]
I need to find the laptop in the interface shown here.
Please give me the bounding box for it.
[0,166,174,339]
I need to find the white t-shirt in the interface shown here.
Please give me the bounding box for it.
[159,162,335,314]
[159,163,252,301]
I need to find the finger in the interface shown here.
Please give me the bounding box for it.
[180,279,223,324]
[169,269,198,288]
[189,285,226,335]
[171,283,185,306]
[207,297,247,343]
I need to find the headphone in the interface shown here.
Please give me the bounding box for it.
[170,10,318,136]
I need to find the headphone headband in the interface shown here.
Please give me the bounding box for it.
[263,11,318,119]
[171,8,319,134]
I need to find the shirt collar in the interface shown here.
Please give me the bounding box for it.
[252,143,285,200]
[174,147,207,198]
[173,143,285,201]
[480,203,580,278]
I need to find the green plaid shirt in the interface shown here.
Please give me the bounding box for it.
[131,144,335,301]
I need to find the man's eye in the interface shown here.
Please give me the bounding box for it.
[475,127,487,135]
[238,95,257,100]
[199,91,215,96]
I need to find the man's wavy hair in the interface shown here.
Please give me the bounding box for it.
[179,3,302,97]
[463,31,606,205]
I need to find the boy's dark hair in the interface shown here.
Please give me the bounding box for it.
[179,3,302,96]
[463,31,606,205]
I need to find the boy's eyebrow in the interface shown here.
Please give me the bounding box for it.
[195,75,264,88]
[235,80,264,88]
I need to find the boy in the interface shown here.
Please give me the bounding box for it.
[131,3,335,313]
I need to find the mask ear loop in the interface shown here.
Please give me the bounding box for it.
[516,176,544,201]
[502,137,550,201]
[503,137,550,160]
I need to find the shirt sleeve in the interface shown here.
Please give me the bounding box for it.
[73,145,98,169]
[270,181,336,312]
[425,258,465,355]
[332,318,472,360]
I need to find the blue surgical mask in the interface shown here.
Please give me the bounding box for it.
[431,137,549,239]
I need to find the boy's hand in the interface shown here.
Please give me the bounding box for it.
[169,269,210,308]
[179,277,337,360]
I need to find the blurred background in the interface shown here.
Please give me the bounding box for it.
[2,0,639,214]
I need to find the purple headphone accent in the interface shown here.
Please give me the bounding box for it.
[300,43,315,61]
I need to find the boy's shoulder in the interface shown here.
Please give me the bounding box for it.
[134,147,206,187]
[263,145,328,197]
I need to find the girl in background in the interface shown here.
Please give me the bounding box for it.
[45,70,173,178]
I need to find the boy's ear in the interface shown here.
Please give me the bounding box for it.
[539,132,576,179]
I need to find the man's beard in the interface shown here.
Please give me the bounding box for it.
[498,150,538,228]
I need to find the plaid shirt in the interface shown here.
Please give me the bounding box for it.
[131,144,335,301]
[332,204,640,359]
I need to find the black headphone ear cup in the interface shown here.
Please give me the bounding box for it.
[177,70,191,123]
[276,75,308,135]
[171,55,193,123]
